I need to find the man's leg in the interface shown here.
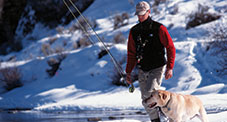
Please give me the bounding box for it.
[138,66,165,121]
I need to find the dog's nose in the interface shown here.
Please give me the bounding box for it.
[144,94,153,103]
[144,97,149,103]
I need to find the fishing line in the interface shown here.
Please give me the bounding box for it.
[63,0,95,45]
[63,0,135,93]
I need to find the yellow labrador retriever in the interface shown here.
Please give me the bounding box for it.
[145,90,209,122]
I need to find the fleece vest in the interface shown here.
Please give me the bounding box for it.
[131,17,166,71]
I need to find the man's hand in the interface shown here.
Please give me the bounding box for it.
[126,73,132,84]
[165,69,173,80]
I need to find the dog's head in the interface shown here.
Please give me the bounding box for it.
[145,90,171,109]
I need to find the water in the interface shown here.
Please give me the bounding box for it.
[0,110,150,122]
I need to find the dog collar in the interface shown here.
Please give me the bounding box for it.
[162,94,171,111]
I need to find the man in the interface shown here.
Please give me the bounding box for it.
[125,1,176,122]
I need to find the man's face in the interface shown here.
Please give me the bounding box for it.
[137,10,150,22]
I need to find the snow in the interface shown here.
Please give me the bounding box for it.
[0,0,227,121]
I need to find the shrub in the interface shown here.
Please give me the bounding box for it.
[209,21,227,42]
[111,56,125,86]
[72,38,92,49]
[151,0,168,14]
[46,53,67,77]
[206,21,227,76]
[46,58,60,77]
[0,67,23,91]
[122,13,129,23]
[49,37,58,45]
[186,4,221,30]
[63,40,67,47]
[113,32,126,44]
[73,41,79,49]
[41,43,53,56]
[152,5,159,14]
[56,26,64,34]
[153,0,160,6]
[57,52,67,63]
[113,12,129,30]
[55,46,64,54]
[69,23,80,33]
[78,36,92,47]
[69,17,97,34]
[111,67,127,86]
[55,46,67,61]
[169,5,178,15]
[113,15,123,30]
[207,41,227,76]
[111,56,139,86]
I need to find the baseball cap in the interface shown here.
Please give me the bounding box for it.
[135,1,150,15]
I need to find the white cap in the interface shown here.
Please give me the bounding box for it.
[135,1,150,15]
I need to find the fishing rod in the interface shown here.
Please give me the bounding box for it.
[62,0,95,45]
[63,0,135,93]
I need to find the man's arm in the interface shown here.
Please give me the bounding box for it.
[159,25,176,79]
[125,30,137,83]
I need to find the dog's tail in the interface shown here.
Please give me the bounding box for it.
[198,106,209,122]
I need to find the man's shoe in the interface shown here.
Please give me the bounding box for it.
[151,118,160,122]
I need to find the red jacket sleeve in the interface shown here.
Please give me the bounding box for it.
[125,30,137,74]
[159,25,176,69]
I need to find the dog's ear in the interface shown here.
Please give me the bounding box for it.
[162,93,167,100]
[159,92,167,100]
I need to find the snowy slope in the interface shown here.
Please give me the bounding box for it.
[0,0,227,121]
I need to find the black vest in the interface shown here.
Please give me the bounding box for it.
[131,17,166,71]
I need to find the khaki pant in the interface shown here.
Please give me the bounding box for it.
[138,66,165,120]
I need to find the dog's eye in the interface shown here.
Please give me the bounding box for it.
[150,95,153,97]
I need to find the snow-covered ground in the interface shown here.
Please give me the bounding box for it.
[0,0,227,121]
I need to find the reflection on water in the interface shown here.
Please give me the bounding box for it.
[0,110,149,122]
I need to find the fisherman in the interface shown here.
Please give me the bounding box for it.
[125,1,176,122]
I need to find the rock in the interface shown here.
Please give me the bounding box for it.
[87,117,102,121]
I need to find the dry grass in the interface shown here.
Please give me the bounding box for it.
[41,43,53,56]
[151,0,168,14]
[56,26,64,34]
[46,53,67,77]
[69,17,97,33]
[0,67,23,91]
[46,58,60,77]
[49,37,58,45]
[55,46,65,54]
[113,12,129,30]
[206,21,227,76]
[113,32,126,44]
[78,36,92,47]
[186,4,221,30]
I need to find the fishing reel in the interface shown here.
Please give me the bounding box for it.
[129,84,135,93]
[120,75,135,93]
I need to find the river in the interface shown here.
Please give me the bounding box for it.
[0,110,149,122]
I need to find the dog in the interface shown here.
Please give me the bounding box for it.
[145,90,209,122]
